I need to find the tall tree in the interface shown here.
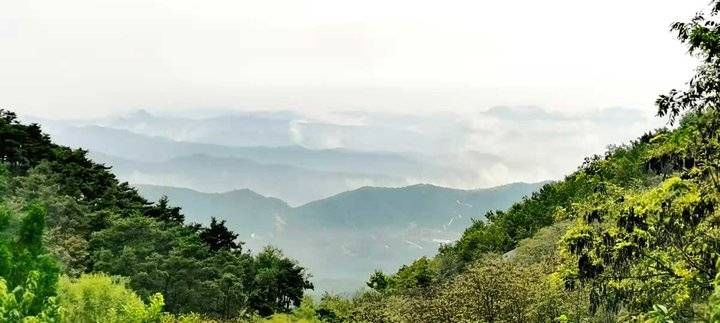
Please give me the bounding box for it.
[200,217,241,252]
[251,247,313,316]
[144,195,185,224]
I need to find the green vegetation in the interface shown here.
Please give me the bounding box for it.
[58,274,165,323]
[266,1,720,321]
[0,110,312,321]
[138,181,543,293]
[0,204,59,322]
[7,1,720,322]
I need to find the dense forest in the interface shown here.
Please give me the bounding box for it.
[7,1,720,322]
[0,110,312,322]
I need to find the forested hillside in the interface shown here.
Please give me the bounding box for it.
[137,184,290,248]
[138,182,543,294]
[251,2,720,322]
[0,110,313,321]
[7,1,720,322]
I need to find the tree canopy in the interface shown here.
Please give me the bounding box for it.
[0,110,314,321]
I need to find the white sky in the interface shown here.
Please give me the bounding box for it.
[0,0,709,119]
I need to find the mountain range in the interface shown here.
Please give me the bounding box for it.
[41,124,471,204]
[29,110,547,292]
[94,152,403,205]
[137,182,546,293]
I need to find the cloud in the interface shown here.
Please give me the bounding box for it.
[483,106,569,121]
[455,106,663,186]
[261,105,663,188]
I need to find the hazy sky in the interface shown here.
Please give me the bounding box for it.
[0,0,709,119]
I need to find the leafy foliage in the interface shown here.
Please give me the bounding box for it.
[0,110,314,320]
[0,203,59,322]
[200,217,241,253]
[345,2,720,321]
[58,273,165,323]
[251,247,314,316]
[9,1,720,321]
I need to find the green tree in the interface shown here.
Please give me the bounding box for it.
[144,196,184,225]
[366,270,389,292]
[200,217,241,253]
[89,215,208,314]
[0,204,59,322]
[390,257,435,292]
[251,247,313,316]
[0,112,317,320]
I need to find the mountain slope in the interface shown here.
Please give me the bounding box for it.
[135,181,546,293]
[289,182,546,230]
[137,184,290,251]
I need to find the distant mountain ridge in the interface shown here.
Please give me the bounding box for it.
[31,111,549,293]
[137,181,546,231]
[29,109,301,148]
[137,184,290,250]
[95,151,405,205]
[135,181,547,293]
[289,182,544,229]
[45,125,426,173]
[42,124,479,204]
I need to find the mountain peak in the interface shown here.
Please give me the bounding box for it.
[127,109,155,119]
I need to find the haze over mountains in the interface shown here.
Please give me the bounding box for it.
[31,106,657,189]
[33,110,503,205]
[26,108,651,292]
[90,151,404,206]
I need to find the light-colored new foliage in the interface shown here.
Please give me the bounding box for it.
[57,273,164,323]
[0,273,58,323]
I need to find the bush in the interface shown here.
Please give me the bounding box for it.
[58,273,165,323]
